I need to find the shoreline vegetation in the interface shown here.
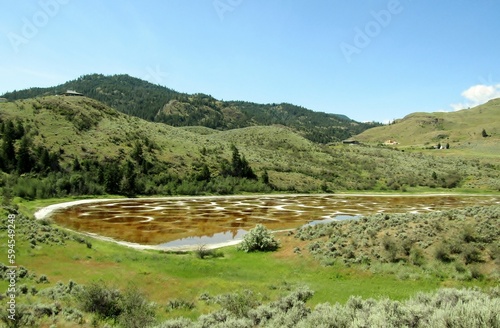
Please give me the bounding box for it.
[1,195,499,327]
[31,193,500,251]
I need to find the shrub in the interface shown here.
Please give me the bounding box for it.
[166,299,195,311]
[85,239,93,249]
[460,225,477,243]
[0,303,36,328]
[381,236,399,263]
[434,243,452,263]
[193,244,223,259]
[215,290,260,318]
[462,245,482,265]
[237,224,280,252]
[118,287,157,328]
[37,274,49,284]
[77,281,122,319]
[409,247,425,266]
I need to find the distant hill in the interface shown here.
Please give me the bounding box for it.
[1,74,380,143]
[355,98,500,150]
[1,95,499,196]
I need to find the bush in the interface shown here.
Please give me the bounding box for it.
[118,287,157,328]
[381,236,399,263]
[166,299,195,311]
[409,247,425,266]
[215,290,259,317]
[194,244,223,259]
[462,245,482,264]
[77,281,122,319]
[237,224,280,252]
[434,243,452,263]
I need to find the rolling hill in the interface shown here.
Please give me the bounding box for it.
[1,74,380,143]
[1,95,499,196]
[354,98,500,154]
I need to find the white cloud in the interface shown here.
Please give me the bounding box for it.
[450,84,500,111]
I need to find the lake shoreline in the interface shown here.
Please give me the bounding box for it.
[33,193,500,251]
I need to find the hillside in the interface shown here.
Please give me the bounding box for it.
[1,95,499,198]
[355,99,500,154]
[1,74,380,143]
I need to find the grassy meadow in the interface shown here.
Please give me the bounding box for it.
[1,197,499,327]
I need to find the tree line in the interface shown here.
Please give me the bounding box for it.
[0,118,269,201]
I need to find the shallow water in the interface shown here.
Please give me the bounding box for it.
[50,194,500,248]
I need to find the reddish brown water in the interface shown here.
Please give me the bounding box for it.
[50,195,500,248]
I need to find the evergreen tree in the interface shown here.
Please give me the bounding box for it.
[16,136,33,174]
[196,163,211,181]
[15,120,25,139]
[131,142,144,166]
[48,152,61,172]
[261,170,270,185]
[120,160,137,196]
[1,121,16,171]
[104,162,122,194]
[229,145,257,180]
[38,148,51,172]
[73,157,82,171]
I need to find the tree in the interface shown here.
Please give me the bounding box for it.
[16,136,33,174]
[131,141,144,166]
[229,145,257,180]
[104,162,122,194]
[72,157,82,171]
[432,171,438,180]
[0,121,16,171]
[196,163,211,181]
[120,160,137,197]
[38,148,51,172]
[261,170,270,185]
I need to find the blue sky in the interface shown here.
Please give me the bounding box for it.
[1,0,500,122]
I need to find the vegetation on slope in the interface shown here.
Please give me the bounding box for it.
[296,205,500,279]
[1,74,380,143]
[1,95,499,202]
[355,98,500,153]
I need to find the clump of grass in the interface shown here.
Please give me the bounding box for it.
[193,244,224,259]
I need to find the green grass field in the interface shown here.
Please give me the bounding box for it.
[1,198,498,326]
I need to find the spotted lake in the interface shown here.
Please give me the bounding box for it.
[44,194,500,250]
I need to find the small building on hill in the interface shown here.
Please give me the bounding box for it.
[342,139,360,145]
[0,98,7,103]
[63,90,84,96]
[384,139,399,145]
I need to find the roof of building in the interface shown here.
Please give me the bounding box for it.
[64,90,84,96]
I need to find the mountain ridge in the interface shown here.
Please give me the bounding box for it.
[1,73,380,143]
[2,95,499,196]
